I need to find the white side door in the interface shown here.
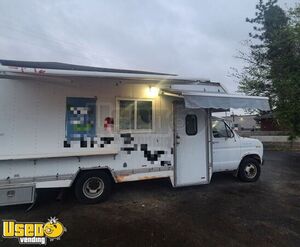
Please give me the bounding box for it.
[212,119,241,172]
[174,103,209,186]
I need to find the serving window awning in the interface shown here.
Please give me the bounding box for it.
[184,92,270,111]
[162,85,270,111]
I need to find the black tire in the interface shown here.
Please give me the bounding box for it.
[74,170,112,204]
[238,157,261,182]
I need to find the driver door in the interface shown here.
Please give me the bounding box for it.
[212,119,241,172]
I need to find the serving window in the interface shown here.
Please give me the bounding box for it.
[117,99,153,131]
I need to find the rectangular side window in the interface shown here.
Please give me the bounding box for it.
[186,114,197,135]
[119,100,135,130]
[137,101,152,129]
[66,97,96,141]
[118,99,153,131]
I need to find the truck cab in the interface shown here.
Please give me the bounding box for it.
[212,117,263,182]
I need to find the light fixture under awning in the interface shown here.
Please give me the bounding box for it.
[183,92,270,111]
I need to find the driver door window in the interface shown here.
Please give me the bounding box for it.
[212,120,232,138]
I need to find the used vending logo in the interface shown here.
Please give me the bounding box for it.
[2,217,66,245]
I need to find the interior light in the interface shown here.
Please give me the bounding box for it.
[148,86,159,97]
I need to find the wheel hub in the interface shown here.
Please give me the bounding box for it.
[244,163,257,179]
[83,177,104,199]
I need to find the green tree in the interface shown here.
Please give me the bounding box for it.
[273,5,300,140]
[236,0,300,139]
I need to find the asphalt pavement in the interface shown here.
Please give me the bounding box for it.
[1,151,299,247]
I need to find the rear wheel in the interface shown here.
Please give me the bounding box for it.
[74,170,112,204]
[238,157,261,182]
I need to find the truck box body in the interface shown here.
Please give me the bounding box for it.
[0,77,178,187]
[0,60,270,205]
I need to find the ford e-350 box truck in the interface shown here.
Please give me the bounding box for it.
[0,60,270,206]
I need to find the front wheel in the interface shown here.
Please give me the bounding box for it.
[238,157,261,182]
[74,170,112,204]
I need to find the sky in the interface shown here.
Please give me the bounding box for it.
[0,0,298,95]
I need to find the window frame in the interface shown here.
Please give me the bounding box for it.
[116,97,155,133]
[224,121,235,138]
[185,114,198,136]
[212,119,234,139]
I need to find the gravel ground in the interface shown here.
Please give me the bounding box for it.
[1,151,299,247]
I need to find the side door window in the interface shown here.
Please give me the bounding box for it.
[212,120,233,138]
[185,114,198,136]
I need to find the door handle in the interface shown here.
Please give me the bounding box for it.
[176,135,180,139]
[212,141,219,144]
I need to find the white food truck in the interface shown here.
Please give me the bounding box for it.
[0,60,270,206]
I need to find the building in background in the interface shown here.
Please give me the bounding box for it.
[254,112,282,131]
[223,114,259,131]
